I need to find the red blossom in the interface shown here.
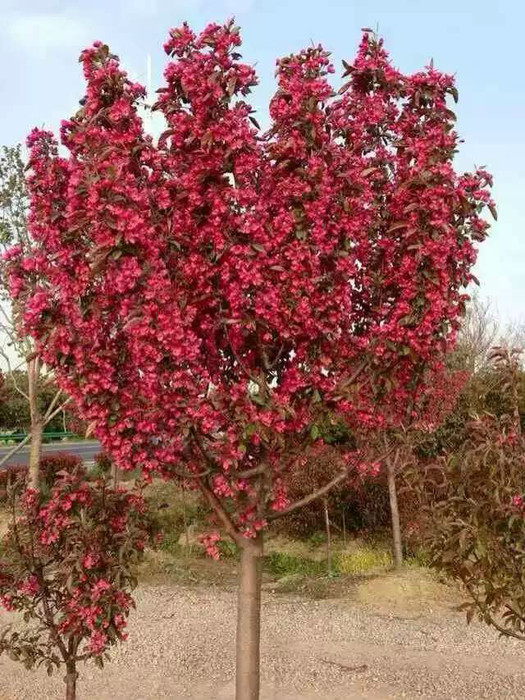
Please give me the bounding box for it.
[0,472,150,678]
[199,532,221,560]
[5,22,493,549]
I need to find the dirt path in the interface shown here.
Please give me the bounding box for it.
[1,579,524,699]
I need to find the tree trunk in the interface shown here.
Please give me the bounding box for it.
[64,661,77,700]
[323,498,332,576]
[27,356,42,490]
[236,532,263,700]
[111,462,119,489]
[387,459,403,569]
[28,420,43,489]
[181,484,190,549]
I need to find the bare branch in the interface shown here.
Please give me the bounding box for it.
[196,477,259,552]
[268,469,349,521]
[0,397,73,469]
[268,441,398,522]
[44,398,71,424]
[234,464,269,479]
[171,465,212,480]
[42,389,63,421]
[0,349,30,400]
[0,434,31,468]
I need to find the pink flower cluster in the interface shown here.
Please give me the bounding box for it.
[6,22,493,539]
[199,532,221,560]
[0,474,149,662]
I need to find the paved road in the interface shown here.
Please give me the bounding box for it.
[0,440,101,466]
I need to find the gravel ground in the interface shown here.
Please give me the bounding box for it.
[1,582,524,699]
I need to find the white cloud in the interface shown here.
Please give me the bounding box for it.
[5,13,91,54]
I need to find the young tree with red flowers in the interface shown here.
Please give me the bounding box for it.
[5,21,493,699]
[0,473,149,700]
[372,364,470,568]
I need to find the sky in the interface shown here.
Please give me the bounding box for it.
[1,0,523,325]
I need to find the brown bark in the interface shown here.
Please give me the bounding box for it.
[181,484,190,549]
[65,661,77,700]
[387,458,403,569]
[236,532,263,700]
[323,498,332,576]
[27,356,42,490]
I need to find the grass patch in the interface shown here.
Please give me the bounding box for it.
[135,484,435,602]
[335,546,393,575]
[264,550,325,577]
[406,547,432,568]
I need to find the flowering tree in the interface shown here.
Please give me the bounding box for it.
[428,347,525,640]
[0,144,71,486]
[0,472,149,700]
[5,21,493,699]
[377,365,470,568]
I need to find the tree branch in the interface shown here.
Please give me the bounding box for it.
[0,348,30,400]
[234,464,269,479]
[0,433,31,469]
[171,465,212,480]
[43,397,71,423]
[268,441,398,522]
[196,477,258,552]
[345,357,369,387]
[225,327,260,385]
[268,469,349,521]
[464,580,525,642]
[0,398,73,469]
[42,389,63,421]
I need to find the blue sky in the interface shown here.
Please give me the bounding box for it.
[1,0,523,324]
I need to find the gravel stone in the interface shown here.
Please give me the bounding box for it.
[1,584,524,699]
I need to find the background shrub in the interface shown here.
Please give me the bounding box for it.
[427,412,525,640]
[278,445,390,538]
[0,454,85,503]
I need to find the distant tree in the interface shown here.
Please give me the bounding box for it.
[0,145,69,487]
[454,293,499,373]
[0,145,70,483]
